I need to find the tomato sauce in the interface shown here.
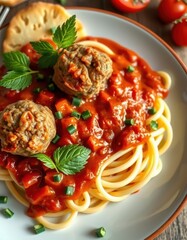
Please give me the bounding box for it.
[0,37,168,217]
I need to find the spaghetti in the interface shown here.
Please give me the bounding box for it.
[0,36,173,230]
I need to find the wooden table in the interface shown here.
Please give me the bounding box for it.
[3,0,187,239]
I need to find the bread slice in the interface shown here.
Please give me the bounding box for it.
[3,1,86,52]
[0,0,24,7]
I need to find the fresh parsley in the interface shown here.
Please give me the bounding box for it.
[33,144,91,175]
[0,15,77,90]
[0,51,38,90]
[30,15,77,68]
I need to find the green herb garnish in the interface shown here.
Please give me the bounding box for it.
[150,120,158,130]
[67,124,77,135]
[55,111,63,119]
[64,185,75,196]
[52,134,61,144]
[72,96,82,107]
[81,110,92,120]
[47,83,56,92]
[71,111,81,119]
[2,208,14,218]
[53,173,63,182]
[30,15,77,68]
[148,107,156,115]
[3,51,30,72]
[0,15,77,90]
[0,196,8,204]
[53,15,77,49]
[0,51,37,90]
[126,65,135,73]
[33,144,91,175]
[95,227,106,238]
[125,118,135,126]
[33,87,41,94]
[33,224,45,234]
[32,153,58,172]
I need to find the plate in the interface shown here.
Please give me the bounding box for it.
[0,7,187,240]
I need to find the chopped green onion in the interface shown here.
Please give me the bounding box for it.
[126,65,135,73]
[33,224,45,234]
[72,97,82,107]
[64,186,75,196]
[150,120,158,130]
[96,227,106,238]
[71,111,81,119]
[36,73,44,81]
[52,134,60,144]
[148,107,156,115]
[67,125,77,134]
[47,76,53,83]
[0,196,8,204]
[125,118,135,126]
[2,208,14,218]
[81,110,92,120]
[48,83,55,92]
[53,174,62,182]
[33,87,41,94]
[55,111,63,119]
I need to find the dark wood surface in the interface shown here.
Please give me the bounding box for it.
[3,0,187,239]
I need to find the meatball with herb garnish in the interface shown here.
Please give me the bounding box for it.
[0,100,56,156]
[53,44,113,98]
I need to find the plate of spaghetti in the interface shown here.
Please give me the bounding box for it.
[0,2,187,240]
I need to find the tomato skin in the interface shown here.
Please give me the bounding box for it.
[171,18,187,46]
[158,0,187,23]
[22,171,41,189]
[21,43,40,64]
[35,89,55,107]
[111,0,150,13]
[21,40,57,65]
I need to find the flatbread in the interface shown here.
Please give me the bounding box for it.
[0,0,24,7]
[3,1,86,52]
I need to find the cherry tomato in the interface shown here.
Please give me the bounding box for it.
[158,0,187,23]
[111,0,150,13]
[171,18,187,46]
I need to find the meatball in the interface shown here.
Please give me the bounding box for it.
[0,100,56,156]
[53,44,113,98]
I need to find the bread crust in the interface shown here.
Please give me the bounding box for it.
[3,1,86,52]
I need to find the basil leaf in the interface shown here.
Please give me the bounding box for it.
[54,145,91,175]
[53,15,77,49]
[38,52,59,68]
[30,41,55,55]
[32,153,58,171]
[3,51,30,72]
[0,71,32,90]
